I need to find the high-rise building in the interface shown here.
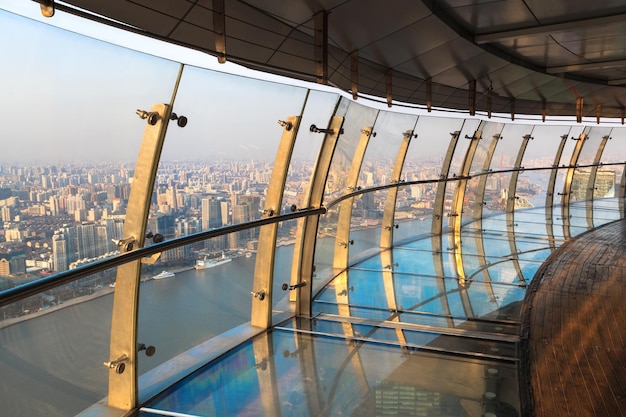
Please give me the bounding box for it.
[0,250,26,277]
[52,231,69,272]
[76,222,98,260]
[201,198,222,230]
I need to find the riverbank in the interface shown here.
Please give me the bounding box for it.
[0,285,114,331]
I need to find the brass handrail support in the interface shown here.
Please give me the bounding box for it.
[252,116,300,328]
[108,103,171,409]
[333,126,373,269]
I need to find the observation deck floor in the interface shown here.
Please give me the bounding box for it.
[523,218,626,417]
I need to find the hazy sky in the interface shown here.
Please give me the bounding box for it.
[3,1,626,167]
[0,2,323,164]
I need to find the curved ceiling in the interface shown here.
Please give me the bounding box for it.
[43,0,626,119]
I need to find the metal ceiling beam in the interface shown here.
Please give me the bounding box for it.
[608,78,626,86]
[475,13,626,44]
[351,51,358,100]
[212,0,226,64]
[40,0,54,17]
[314,11,328,84]
[547,59,626,74]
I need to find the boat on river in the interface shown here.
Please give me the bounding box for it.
[195,252,232,270]
[153,270,175,280]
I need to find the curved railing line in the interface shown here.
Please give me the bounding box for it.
[3,159,623,307]
[325,176,471,210]
[0,207,326,308]
[324,162,625,210]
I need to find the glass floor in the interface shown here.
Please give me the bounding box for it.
[139,202,621,417]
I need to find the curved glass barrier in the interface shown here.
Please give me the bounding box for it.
[156,65,309,238]
[275,90,340,311]
[283,90,340,216]
[552,125,583,220]
[600,128,626,179]
[315,99,379,273]
[1,268,117,417]
[572,127,611,177]
[484,123,533,216]
[0,11,180,283]
[461,121,505,223]
[0,11,179,416]
[4,6,626,417]
[396,116,465,243]
[349,111,419,263]
[136,233,258,375]
[442,119,481,222]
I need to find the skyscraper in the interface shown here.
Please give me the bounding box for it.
[201,198,222,230]
[52,231,69,272]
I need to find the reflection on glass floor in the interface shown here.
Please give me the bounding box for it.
[141,328,519,417]
[140,201,621,416]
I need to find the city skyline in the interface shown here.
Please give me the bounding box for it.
[0,154,582,280]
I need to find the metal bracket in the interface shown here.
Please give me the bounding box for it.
[137,343,156,357]
[310,124,343,135]
[104,354,128,374]
[251,290,266,301]
[281,281,307,291]
[136,109,160,125]
[112,237,137,253]
[170,112,188,127]
[278,120,293,131]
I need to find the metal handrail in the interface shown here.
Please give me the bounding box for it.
[325,162,625,210]
[0,207,326,307]
[2,160,623,307]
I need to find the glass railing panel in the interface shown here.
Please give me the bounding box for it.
[359,111,417,191]
[272,223,300,313]
[553,126,583,207]
[0,11,181,280]
[599,129,626,199]
[567,201,591,237]
[471,257,542,285]
[350,111,418,261]
[593,198,621,224]
[517,126,571,216]
[315,99,379,272]
[577,127,611,166]
[156,65,309,239]
[466,279,526,319]
[284,90,340,215]
[468,122,505,176]
[399,236,437,251]
[570,127,611,201]
[397,116,466,241]
[0,268,117,417]
[462,233,552,263]
[137,234,256,375]
[484,124,534,218]
[443,119,481,221]
[591,169,618,200]
[323,98,379,204]
[461,121,504,222]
